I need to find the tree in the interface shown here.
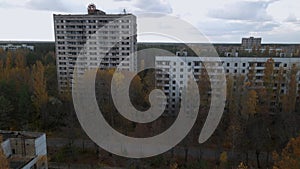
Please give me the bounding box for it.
[45,64,58,97]
[198,67,211,109]
[263,46,270,57]
[17,85,33,130]
[273,135,300,169]
[241,89,258,119]
[32,61,48,129]
[247,63,256,87]
[226,75,237,114]
[4,52,12,80]
[220,151,228,168]
[263,58,275,114]
[225,75,243,159]
[0,96,14,129]
[0,135,9,169]
[0,60,3,80]
[237,162,248,169]
[283,64,298,113]
[15,51,26,69]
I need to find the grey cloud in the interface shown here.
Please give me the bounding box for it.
[198,20,279,36]
[264,31,300,43]
[0,1,23,8]
[203,0,280,39]
[26,0,83,12]
[285,14,300,24]
[134,0,173,14]
[26,0,68,12]
[208,0,279,21]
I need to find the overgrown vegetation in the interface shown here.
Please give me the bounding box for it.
[0,44,299,168]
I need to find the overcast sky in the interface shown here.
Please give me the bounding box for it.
[0,0,299,43]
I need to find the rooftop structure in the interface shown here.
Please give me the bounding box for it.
[0,130,48,169]
[0,44,34,51]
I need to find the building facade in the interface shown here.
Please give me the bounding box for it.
[155,55,300,115]
[54,4,137,91]
[0,44,34,51]
[241,37,262,49]
[0,130,48,169]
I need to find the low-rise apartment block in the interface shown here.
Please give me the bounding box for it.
[0,130,48,169]
[155,54,300,115]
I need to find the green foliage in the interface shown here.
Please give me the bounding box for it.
[51,145,80,163]
[0,95,14,129]
[0,48,66,131]
[149,155,166,168]
[185,160,208,169]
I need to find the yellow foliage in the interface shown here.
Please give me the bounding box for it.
[273,135,300,169]
[32,61,48,112]
[237,162,248,169]
[170,162,179,169]
[220,151,228,163]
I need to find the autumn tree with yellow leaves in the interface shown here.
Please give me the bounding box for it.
[32,61,49,129]
[273,135,300,169]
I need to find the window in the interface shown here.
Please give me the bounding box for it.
[235,63,238,67]
[257,63,263,67]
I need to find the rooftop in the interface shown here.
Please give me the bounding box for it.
[0,130,44,141]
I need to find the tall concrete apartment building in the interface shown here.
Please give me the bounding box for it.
[54,4,137,91]
[155,54,300,116]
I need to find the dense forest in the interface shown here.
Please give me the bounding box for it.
[0,44,299,168]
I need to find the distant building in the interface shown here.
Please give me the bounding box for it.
[0,44,34,51]
[241,37,262,49]
[0,130,48,169]
[53,4,137,91]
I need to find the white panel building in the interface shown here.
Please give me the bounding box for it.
[155,55,300,115]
